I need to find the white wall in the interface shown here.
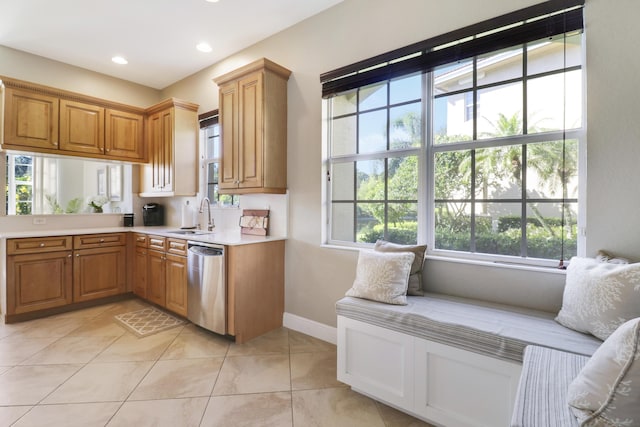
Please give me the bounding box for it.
[0,46,160,107]
[2,0,638,328]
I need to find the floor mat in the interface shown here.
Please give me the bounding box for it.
[114,307,185,337]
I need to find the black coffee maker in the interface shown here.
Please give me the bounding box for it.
[143,203,164,226]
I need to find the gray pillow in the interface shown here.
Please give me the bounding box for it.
[345,250,415,305]
[567,317,640,425]
[556,257,640,340]
[374,240,427,296]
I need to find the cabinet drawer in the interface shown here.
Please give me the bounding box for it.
[134,233,149,248]
[148,235,166,251]
[73,233,126,249]
[166,238,187,256]
[7,236,73,255]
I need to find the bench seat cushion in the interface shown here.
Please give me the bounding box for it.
[336,293,602,363]
[511,346,588,427]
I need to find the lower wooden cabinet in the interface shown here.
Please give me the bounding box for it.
[147,249,166,306]
[165,253,188,317]
[73,245,126,302]
[133,246,148,299]
[5,233,127,317]
[133,234,188,317]
[6,250,73,314]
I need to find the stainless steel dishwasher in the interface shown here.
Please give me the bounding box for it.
[187,241,226,334]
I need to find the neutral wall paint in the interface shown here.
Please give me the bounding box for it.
[0,45,160,107]
[2,0,638,328]
[164,0,624,327]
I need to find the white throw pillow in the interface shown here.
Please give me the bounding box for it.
[374,240,427,296]
[345,250,415,305]
[556,257,640,340]
[567,317,640,426]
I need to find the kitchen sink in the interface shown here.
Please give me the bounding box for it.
[166,229,209,235]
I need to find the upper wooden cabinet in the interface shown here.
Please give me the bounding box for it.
[139,98,199,197]
[1,77,146,162]
[59,99,105,155]
[213,58,291,194]
[105,109,145,161]
[4,87,59,150]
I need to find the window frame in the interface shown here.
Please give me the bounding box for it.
[199,110,239,207]
[322,1,585,267]
[325,74,426,247]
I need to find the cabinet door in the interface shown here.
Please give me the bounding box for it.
[219,81,239,189]
[6,251,73,315]
[105,109,145,161]
[4,87,59,150]
[147,249,166,306]
[73,246,126,302]
[143,109,174,193]
[238,71,264,189]
[133,247,148,299]
[165,253,187,317]
[59,99,104,155]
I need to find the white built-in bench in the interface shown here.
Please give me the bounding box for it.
[336,293,601,427]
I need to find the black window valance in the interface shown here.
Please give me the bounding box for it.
[320,0,584,98]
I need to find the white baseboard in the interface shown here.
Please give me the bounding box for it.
[283,312,337,345]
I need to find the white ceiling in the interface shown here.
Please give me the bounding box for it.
[0,0,343,89]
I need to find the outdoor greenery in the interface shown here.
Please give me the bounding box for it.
[355,111,578,258]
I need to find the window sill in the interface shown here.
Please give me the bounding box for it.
[425,253,568,275]
[321,243,568,274]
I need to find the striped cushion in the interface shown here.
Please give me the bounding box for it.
[336,293,602,363]
[511,346,588,427]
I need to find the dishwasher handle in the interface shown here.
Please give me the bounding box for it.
[188,246,223,257]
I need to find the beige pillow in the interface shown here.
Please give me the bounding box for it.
[346,250,415,305]
[374,240,427,296]
[567,317,640,425]
[556,257,640,340]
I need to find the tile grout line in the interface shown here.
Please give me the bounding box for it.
[103,321,188,426]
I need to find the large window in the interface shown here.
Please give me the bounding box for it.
[323,0,584,264]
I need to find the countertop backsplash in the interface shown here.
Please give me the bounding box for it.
[0,192,289,238]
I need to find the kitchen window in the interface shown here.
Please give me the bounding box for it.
[199,110,238,206]
[322,0,584,265]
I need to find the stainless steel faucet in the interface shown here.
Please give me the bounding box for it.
[198,197,215,231]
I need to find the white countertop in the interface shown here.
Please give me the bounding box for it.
[0,226,286,246]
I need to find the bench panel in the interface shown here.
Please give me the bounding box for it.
[415,339,521,427]
[337,316,413,409]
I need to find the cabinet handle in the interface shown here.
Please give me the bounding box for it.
[39,243,45,247]
[67,254,72,258]
[99,239,105,243]
[76,253,80,257]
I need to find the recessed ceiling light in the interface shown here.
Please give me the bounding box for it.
[205,0,220,3]
[111,56,128,65]
[196,42,212,53]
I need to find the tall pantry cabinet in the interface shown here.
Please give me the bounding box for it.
[213,58,291,194]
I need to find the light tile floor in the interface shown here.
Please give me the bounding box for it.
[0,298,433,427]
